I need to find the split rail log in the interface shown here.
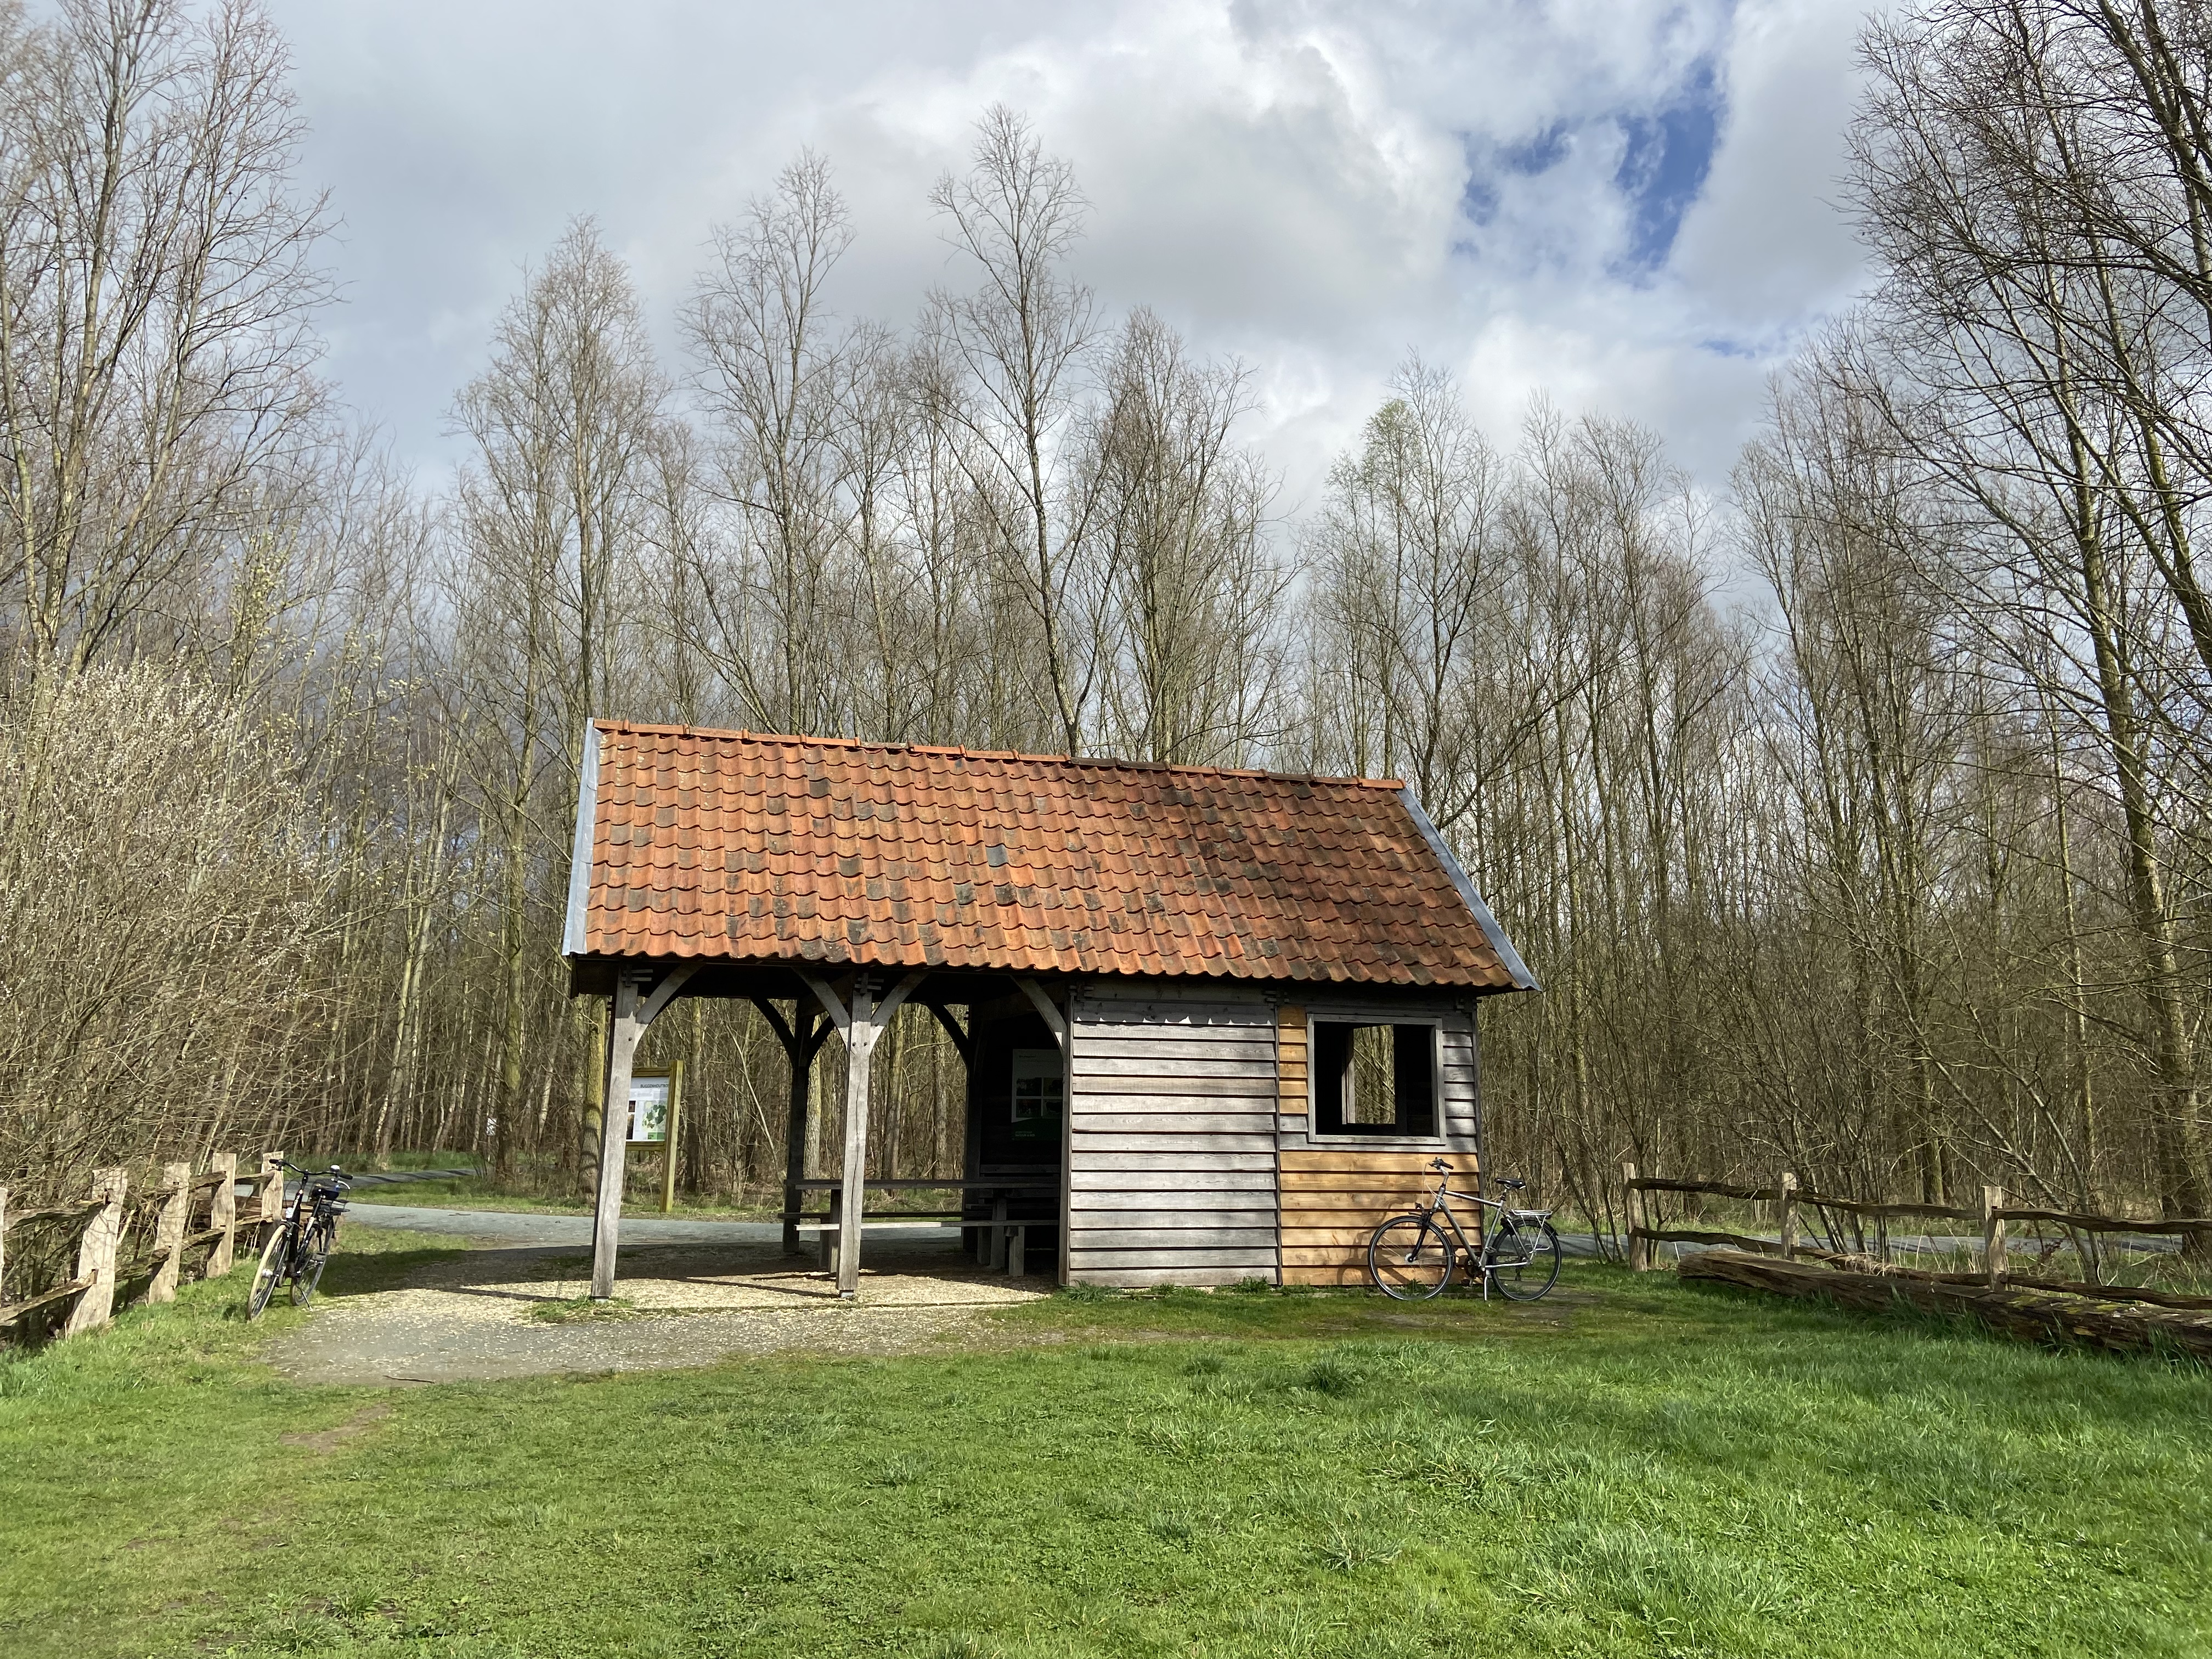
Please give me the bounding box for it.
[0,1149,282,1343]
[1626,1169,2212,1290]
[1621,1165,1834,1265]
[1680,1249,2212,1364]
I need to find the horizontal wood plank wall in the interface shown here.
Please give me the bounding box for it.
[1066,987,1280,1288]
[1277,998,1482,1286]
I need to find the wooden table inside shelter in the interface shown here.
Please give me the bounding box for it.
[791,1179,1059,1274]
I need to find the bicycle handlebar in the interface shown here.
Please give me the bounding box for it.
[278,1159,351,1194]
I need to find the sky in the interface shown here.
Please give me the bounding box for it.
[265,0,1880,516]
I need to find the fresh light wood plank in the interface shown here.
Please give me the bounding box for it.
[1281,1150,1474,1173]
[1282,1227,1428,1249]
[1281,1265,1368,1286]
[1281,1245,1401,1266]
[1279,1180,1451,1200]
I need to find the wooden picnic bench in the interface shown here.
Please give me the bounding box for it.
[789,1178,1058,1276]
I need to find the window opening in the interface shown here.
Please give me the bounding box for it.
[1009,1048,1064,1144]
[1311,1022,1437,1137]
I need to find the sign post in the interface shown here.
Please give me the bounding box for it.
[659,1059,686,1214]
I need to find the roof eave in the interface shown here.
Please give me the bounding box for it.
[1395,787,1540,994]
[560,720,601,962]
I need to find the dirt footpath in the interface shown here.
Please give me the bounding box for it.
[268,1231,1054,1385]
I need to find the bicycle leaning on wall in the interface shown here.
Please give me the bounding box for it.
[246,1161,351,1319]
[1366,1157,1562,1301]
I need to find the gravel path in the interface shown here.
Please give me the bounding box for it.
[273,1212,1052,1385]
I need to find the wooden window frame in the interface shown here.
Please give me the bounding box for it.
[1301,1013,1445,1145]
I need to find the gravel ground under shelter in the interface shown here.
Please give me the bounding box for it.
[270,1209,1053,1385]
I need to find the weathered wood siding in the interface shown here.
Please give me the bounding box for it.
[1065,986,1280,1287]
[1276,999,1483,1286]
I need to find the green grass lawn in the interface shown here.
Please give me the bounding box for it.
[2,1242,2207,1658]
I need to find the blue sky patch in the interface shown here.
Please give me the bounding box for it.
[1615,57,1724,273]
[1502,122,1569,176]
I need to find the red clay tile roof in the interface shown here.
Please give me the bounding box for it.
[562,723,1529,989]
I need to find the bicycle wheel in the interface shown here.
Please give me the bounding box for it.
[247,1226,291,1321]
[1487,1217,1562,1302]
[1368,1215,1457,1300]
[290,1221,334,1307]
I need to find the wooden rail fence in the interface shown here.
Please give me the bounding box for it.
[1620,1161,2211,1298]
[0,1152,286,1344]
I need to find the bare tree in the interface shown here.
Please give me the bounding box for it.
[1854,0,2210,1221]
[1086,309,1285,765]
[685,151,854,736]
[927,107,1102,753]
[0,0,330,681]
[451,218,665,1181]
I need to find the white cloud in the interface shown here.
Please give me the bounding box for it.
[268,0,1877,505]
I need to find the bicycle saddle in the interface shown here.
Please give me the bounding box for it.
[1497,1176,1527,1191]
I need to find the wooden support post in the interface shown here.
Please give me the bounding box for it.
[1776,1171,1798,1262]
[148,1163,191,1304]
[589,965,699,1301]
[205,1152,239,1279]
[257,1150,286,1251]
[990,1194,1009,1271]
[1623,1163,1649,1271]
[783,1027,809,1254]
[1014,976,1072,1286]
[821,1187,842,1273]
[758,1000,825,1255]
[582,1013,608,1200]
[62,1169,126,1336]
[591,973,646,1301]
[1983,1184,2008,1289]
[836,980,883,1301]
[0,1186,9,1306]
[803,969,924,1300]
[660,1058,686,1215]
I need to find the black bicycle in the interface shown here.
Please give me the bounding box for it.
[247,1162,351,1318]
[1367,1158,1562,1301]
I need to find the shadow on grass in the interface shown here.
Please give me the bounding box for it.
[1676,1268,2212,1377]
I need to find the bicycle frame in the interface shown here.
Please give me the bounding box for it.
[1410,1176,1553,1296]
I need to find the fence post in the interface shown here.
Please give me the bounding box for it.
[1623,1162,1649,1271]
[1777,1172,1798,1261]
[661,1058,685,1215]
[148,1163,191,1304]
[61,1169,127,1336]
[1983,1185,2007,1289]
[206,1152,239,1278]
[257,1151,286,1249]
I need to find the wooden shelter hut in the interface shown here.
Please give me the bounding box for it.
[563,723,1537,1300]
